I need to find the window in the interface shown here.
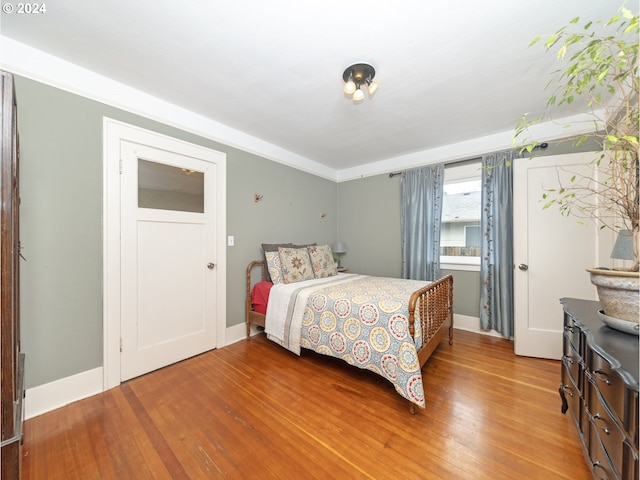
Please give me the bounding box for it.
[440,161,482,269]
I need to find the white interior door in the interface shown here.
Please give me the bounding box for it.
[120,140,219,381]
[513,152,612,359]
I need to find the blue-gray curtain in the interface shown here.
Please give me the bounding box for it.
[400,164,444,281]
[480,150,515,336]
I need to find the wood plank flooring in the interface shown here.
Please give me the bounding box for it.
[21,329,592,479]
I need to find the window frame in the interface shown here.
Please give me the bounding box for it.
[440,160,482,271]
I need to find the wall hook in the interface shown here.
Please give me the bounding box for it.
[320,212,326,219]
[254,194,263,203]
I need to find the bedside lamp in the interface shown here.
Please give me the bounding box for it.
[610,230,635,262]
[332,241,347,268]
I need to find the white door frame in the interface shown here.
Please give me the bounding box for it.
[103,118,227,390]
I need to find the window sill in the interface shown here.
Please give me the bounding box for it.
[440,257,480,272]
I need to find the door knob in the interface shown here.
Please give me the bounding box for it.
[518,264,529,271]
[207,263,216,270]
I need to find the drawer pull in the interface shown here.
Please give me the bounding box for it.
[561,384,574,397]
[592,369,611,385]
[592,461,609,479]
[592,414,610,435]
[564,325,574,333]
[562,354,574,365]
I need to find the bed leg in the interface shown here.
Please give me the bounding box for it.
[409,404,416,415]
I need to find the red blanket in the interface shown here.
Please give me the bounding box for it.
[251,280,273,315]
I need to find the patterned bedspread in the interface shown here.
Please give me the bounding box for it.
[265,274,431,408]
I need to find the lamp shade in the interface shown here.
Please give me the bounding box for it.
[611,230,635,260]
[332,241,347,255]
[343,79,356,95]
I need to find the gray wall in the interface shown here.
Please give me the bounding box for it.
[15,74,599,390]
[15,75,336,389]
[336,174,402,277]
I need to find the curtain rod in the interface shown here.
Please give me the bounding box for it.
[388,143,548,178]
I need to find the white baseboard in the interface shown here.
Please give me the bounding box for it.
[25,367,103,420]
[454,313,510,339]
[25,324,262,419]
[225,321,262,345]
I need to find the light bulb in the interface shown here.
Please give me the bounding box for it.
[353,88,364,101]
[344,79,356,95]
[367,81,378,95]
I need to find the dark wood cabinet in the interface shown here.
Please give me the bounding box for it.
[1,71,24,480]
[560,298,639,480]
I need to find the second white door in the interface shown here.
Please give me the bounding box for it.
[513,152,612,360]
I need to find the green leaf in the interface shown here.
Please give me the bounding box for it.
[557,44,568,59]
[597,69,609,82]
[605,15,621,27]
[545,34,557,49]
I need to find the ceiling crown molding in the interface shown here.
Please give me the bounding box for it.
[0,36,338,181]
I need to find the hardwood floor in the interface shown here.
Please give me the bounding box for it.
[21,329,592,479]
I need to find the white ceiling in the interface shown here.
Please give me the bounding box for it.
[0,0,623,178]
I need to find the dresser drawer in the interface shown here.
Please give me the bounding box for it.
[588,419,618,480]
[622,440,639,480]
[588,346,625,425]
[626,389,638,450]
[564,313,582,354]
[563,335,582,391]
[561,363,582,430]
[588,380,625,477]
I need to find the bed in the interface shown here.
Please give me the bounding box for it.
[245,256,453,413]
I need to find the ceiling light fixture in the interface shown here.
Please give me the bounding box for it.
[342,63,378,102]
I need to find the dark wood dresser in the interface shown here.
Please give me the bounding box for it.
[560,298,639,480]
[1,71,24,480]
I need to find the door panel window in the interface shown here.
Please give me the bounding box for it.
[138,159,204,213]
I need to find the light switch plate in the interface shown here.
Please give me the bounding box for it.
[227,235,235,247]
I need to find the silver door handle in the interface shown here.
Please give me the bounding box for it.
[518,264,528,271]
[207,263,216,270]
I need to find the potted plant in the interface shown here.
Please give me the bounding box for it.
[514,3,639,328]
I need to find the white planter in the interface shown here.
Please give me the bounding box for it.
[587,268,640,324]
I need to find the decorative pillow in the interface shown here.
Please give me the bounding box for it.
[278,247,314,284]
[308,244,338,278]
[265,250,285,285]
[262,243,294,282]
